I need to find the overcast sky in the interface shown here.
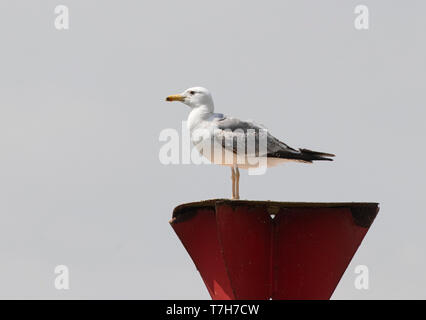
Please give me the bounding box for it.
[0,1,425,299]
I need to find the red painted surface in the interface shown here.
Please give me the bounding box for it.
[170,200,379,300]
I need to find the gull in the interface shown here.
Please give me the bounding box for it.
[166,87,334,200]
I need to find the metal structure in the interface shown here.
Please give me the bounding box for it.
[170,199,379,300]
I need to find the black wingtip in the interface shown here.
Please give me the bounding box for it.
[298,148,335,161]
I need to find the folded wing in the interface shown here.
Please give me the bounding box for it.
[214,117,334,162]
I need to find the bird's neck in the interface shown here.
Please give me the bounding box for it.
[187,105,213,131]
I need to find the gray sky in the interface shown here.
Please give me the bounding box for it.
[0,0,425,299]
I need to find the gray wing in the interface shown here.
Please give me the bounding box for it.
[215,117,334,162]
[214,117,299,158]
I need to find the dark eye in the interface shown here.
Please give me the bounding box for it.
[189,91,196,95]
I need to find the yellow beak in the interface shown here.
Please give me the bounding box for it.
[166,94,185,102]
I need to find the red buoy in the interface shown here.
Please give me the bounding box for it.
[170,199,379,300]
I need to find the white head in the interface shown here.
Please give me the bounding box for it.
[166,87,214,112]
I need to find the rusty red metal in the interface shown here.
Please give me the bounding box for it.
[170,200,379,300]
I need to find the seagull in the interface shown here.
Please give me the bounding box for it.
[166,87,334,200]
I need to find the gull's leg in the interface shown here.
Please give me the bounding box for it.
[235,167,240,200]
[231,167,236,199]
